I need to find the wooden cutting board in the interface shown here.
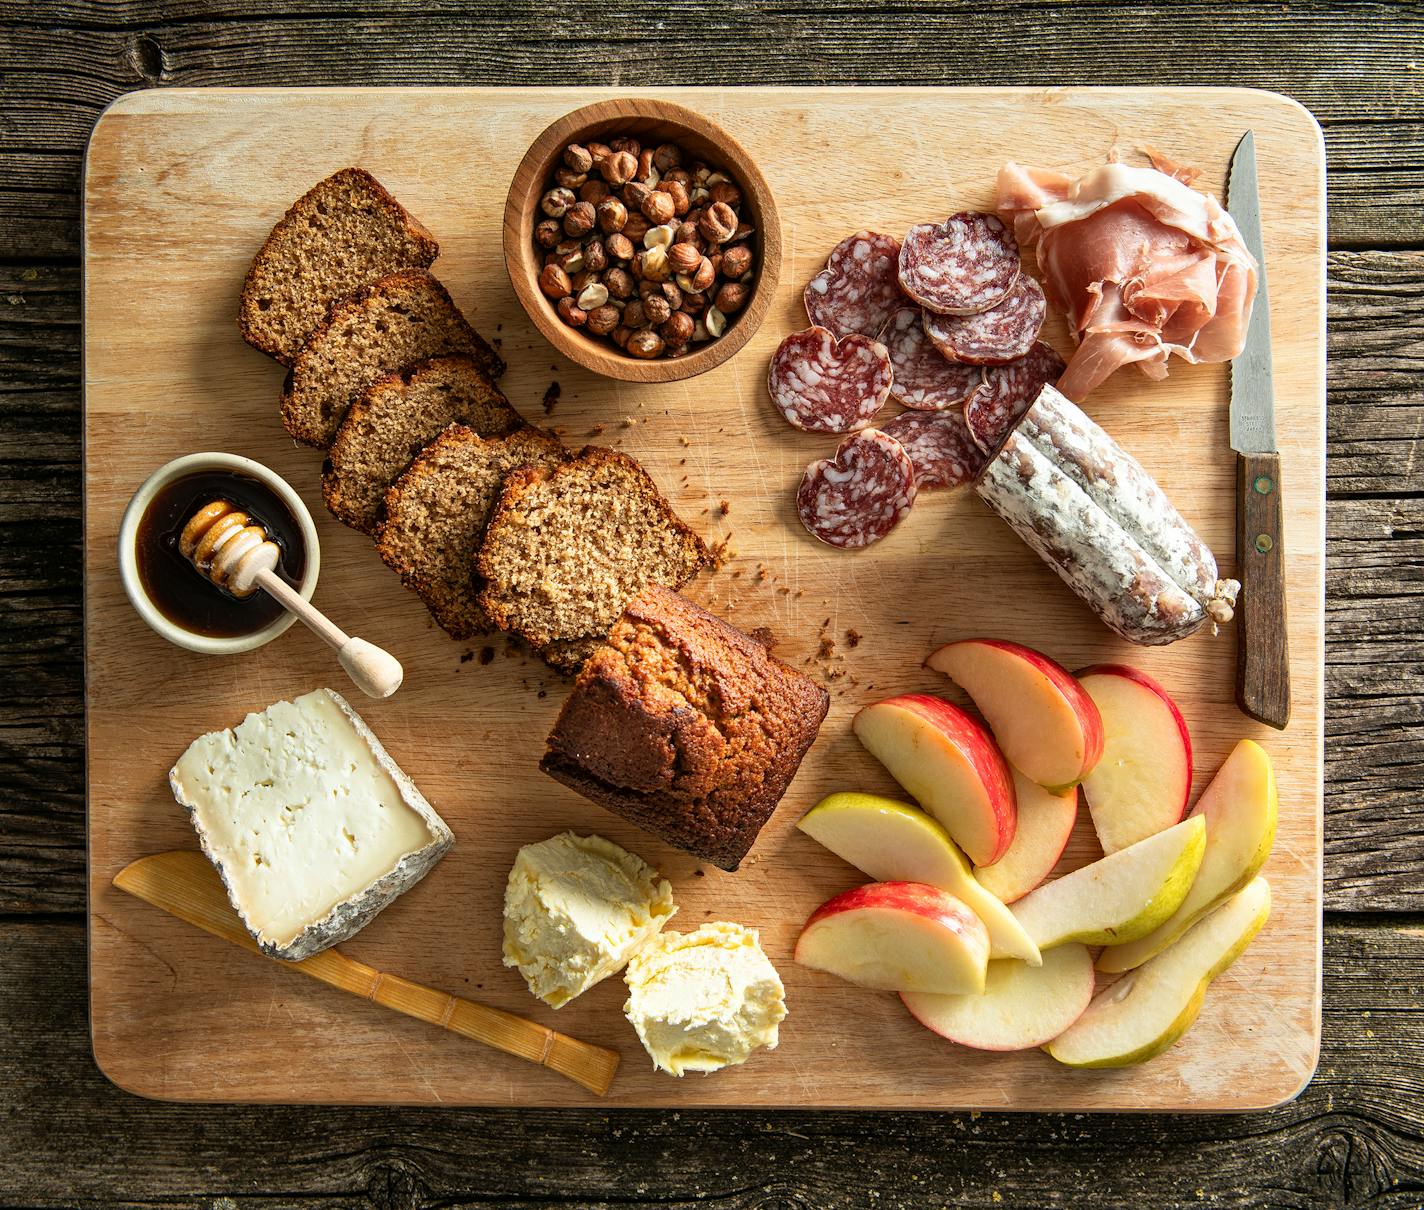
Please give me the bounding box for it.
[83,87,1325,1110]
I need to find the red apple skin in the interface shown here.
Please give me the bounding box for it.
[797,881,984,942]
[854,694,1017,865]
[1075,662,1193,814]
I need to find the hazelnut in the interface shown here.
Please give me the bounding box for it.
[557,248,586,275]
[540,187,576,219]
[627,329,665,359]
[698,202,738,245]
[622,213,650,243]
[579,179,610,205]
[610,326,633,349]
[603,150,638,186]
[563,143,594,174]
[715,281,750,314]
[732,221,755,242]
[577,281,610,310]
[643,223,676,250]
[665,342,689,359]
[570,268,598,293]
[637,245,672,283]
[667,242,702,274]
[623,300,647,329]
[605,266,635,298]
[643,294,672,326]
[653,143,683,173]
[660,311,695,345]
[586,141,613,165]
[584,239,609,273]
[707,251,723,277]
[554,166,587,190]
[563,201,596,238]
[586,304,621,336]
[663,167,692,187]
[556,296,587,327]
[534,219,562,249]
[658,179,691,217]
[609,136,641,157]
[606,232,635,262]
[638,278,661,299]
[538,263,572,299]
[705,306,728,337]
[691,162,711,185]
[680,256,716,293]
[641,190,676,226]
[721,244,753,279]
[708,180,742,209]
[680,290,706,313]
[637,148,656,181]
[674,221,702,247]
[660,281,684,310]
[596,197,628,234]
[623,181,652,209]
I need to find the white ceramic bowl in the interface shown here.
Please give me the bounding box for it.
[117,452,321,656]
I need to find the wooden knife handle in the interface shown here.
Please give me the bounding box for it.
[1236,452,1291,729]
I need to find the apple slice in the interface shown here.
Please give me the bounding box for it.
[1010,816,1206,950]
[1077,664,1193,853]
[1046,878,1271,1067]
[852,694,1016,866]
[926,639,1103,791]
[794,881,990,995]
[1098,739,1278,973]
[797,792,1041,964]
[902,943,1095,1051]
[973,770,1079,904]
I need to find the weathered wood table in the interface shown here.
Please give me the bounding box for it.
[3,3,1421,1205]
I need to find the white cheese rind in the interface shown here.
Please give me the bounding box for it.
[169,688,453,961]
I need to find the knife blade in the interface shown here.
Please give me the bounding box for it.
[113,851,620,1094]
[1227,130,1291,729]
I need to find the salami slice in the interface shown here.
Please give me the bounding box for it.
[804,231,904,338]
[922,275,1047,365]
[767,327,893,433]
[898,212,1021,316]
[796,428,917,549]
[968,341,1067,453]
[880,409,986,490]
[878,306,987,412]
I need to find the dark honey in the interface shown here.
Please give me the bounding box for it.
[135,470,306,638]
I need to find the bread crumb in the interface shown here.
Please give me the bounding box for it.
[479,646,496,665]
[846,628,862,649]
[542,381,561,414]
[719,500,730,516]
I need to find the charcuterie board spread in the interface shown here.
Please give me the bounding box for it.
[84,87,1324,1109]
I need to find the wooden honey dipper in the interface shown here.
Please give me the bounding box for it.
[179,500,403,699]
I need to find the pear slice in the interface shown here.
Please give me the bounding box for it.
[1046,878,1271,1067]
[798,792,1041,965]
[1010,816,1205,950]
[1098,740,1278,973]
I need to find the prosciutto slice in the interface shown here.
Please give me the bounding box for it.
[997,156,1257,401]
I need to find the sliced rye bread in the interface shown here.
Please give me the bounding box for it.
[323,354,525,534]
[238,168,440,365]
[476,447,709,666]
[375,425,568,640]
[280,269,506,449]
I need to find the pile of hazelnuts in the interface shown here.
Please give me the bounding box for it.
[534,134,756,360]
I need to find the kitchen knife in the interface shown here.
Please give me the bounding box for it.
[113,850,620,1095]
[1227,130,1291,730]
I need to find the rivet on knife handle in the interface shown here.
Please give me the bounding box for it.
[1236,451,1291,728]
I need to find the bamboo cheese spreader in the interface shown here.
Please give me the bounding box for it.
[113,851,620,1096]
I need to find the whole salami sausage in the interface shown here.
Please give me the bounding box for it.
[880,409,985,490]
[804,232,905,339]
[768,327,893,433]
[878,306,986,412]
[898,212,1021,316]
[975,385,1238,645]
[797,428,917,549]
[922,275,1046,365]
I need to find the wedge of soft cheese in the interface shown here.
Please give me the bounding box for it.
[169,688,453,961]
[502,832,676,1008]
[623,922,786,1076]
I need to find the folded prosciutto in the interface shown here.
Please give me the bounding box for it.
[997,154,1257,401]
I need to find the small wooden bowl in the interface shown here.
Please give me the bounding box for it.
[504,98,782,383]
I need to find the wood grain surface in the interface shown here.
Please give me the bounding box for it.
[4,1,1422,1205]
[83,86,1324,1110]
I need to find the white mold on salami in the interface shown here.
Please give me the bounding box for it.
[804,231,905,338]
[767,326,894,433]
[796,428,917,549]
[968,341,1067,453]
[898,212,1021,316]
[880,409,985,490]
[922,275,1047,365]
[877,306,987,412]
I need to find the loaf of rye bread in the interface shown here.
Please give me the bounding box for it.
[323,354,524,534]
[238,168,440,365]
[541,586,830,871]
[280,269,505,448]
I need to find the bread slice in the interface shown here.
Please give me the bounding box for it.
[238,169,440,365]
[323,355,525,534]
[280,270,505,449]
[376,425,568,639]
[476,447,709,660]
